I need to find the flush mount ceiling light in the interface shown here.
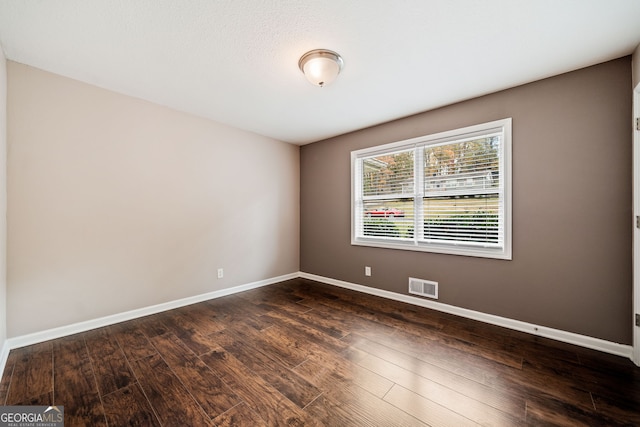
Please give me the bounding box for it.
[298,49,344,87]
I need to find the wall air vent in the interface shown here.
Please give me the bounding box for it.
[408,277,438,299]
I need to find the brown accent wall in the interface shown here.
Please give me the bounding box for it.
[633,44,640,89]
[301,57,633,344]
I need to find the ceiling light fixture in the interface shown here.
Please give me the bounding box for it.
[298,49,344,87]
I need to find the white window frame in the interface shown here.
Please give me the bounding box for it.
[351,118,512,260]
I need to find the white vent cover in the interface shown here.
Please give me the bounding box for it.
[408,277,438,299]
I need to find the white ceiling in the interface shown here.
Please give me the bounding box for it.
[1,1,639,145]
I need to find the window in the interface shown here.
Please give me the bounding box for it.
[352,118,512,259]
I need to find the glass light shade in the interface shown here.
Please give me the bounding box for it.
[299,49,344,87]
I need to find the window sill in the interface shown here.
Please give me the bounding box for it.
[351,238,512,260]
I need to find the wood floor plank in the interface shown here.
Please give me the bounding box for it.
[572,351,640,402]
[200,348,323,427]
[438,315,519,350]
[236,282,312,314]
[102,382,160,426]
[53,336,107,426]
[577,345,639,372]
[240,287,348,338]
[504,359,596,412]
[6,342,53,405]
[294,295,403,342]
[0,349,18,404]
[293,348,393,399]
[286,289,409,339]
[347,333,526,415]
[525,394,627,427]
[2,278,639,425]
[314,382,431,427]
[359,352,524,425]
[264,301,350,339]
[335,288,525,370]
[294,281,523,369]
[213,402,269,427]
[153,309,220,355]
[591,393,640,426]
[303,394,369,427]
[346,321,511,385]
[10,392,54,406]
[518,333,584,362]
[295,285,516,376]
[109,321,157,362]
[205,294,273,327]
[83,327,134,395]
[292,284,410,332]
[147,332,241,418]
[213,327,322,408]
[306,389,431,427]
[131,353,214,426]
[263,309,349,354]
[384,384,477,427]
[171,302,227,336]
[132,313,172,337]
[227,321,311,369]
[310,282,445,332]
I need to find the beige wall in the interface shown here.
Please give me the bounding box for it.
[7,62,299,337]
[301,57,633,344]
[0,50,6,347]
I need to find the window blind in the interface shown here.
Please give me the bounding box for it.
[359,149,415,240]
[351,118,511,259]
[423,135,502,246]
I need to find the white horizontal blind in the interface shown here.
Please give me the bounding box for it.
[423,134,502,246]
[352,118,511,259]
[358,149,415,240]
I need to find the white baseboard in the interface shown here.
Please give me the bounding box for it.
[0,339,9,382]
[5,272,298,352]
[0,270,633,373]
[299,272,634,360]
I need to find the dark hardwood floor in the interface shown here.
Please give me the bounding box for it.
[1,278,639,426]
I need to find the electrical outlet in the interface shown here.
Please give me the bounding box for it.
[365,266,371,276]
[217,268,224,279]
